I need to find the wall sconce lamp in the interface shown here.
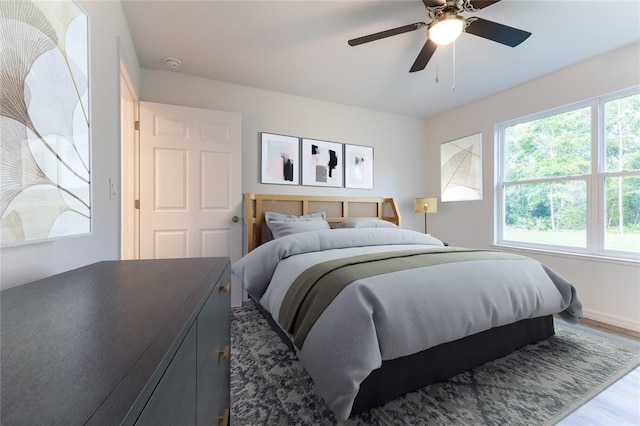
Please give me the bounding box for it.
[414,197,438,234]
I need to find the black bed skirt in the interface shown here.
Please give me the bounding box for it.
[251,300,555,418]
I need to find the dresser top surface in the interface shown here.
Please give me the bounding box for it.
[1,257,229,425]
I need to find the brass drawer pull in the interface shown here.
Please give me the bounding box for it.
[218,407,229,425]
[219,283,230,293]
[217,344,230,361]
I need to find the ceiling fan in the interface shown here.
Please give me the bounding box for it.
[348,0,531,73]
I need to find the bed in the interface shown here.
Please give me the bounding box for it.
[233,193,583,421]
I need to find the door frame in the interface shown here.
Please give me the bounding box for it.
[119,61,139,260]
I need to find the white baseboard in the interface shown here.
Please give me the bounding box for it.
[583,307,640,333]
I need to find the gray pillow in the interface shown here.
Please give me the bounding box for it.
[265,211,326,223]
[267,219,330,239]
[333,219,398,229]
[265,211,329,239]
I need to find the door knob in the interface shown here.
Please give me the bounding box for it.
[232,216,239,222]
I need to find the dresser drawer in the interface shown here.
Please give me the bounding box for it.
[135,322,197,425]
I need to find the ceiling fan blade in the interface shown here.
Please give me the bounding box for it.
[409,39,437,73]
[422,0,445,8]
[348,22,426,46]
[465,17,531,47]
[467,0,501,10]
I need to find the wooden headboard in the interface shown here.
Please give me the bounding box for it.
[244,193,400,252]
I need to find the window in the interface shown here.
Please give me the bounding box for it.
[496,88,639,259]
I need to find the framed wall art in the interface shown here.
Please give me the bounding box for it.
[344,144,373,189]
[441,133,483,202]
[301,138,343,187]
[1,0,91,246]
[260,132,300,185]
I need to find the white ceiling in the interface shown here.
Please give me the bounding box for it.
[120,0,640,119]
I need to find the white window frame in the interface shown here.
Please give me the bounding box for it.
[495,87,640,261]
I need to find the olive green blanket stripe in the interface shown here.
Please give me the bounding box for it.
[278,248,525,349]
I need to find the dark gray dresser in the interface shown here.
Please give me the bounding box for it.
[0,257,231,425]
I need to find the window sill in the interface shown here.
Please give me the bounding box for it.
[492,243,640,267]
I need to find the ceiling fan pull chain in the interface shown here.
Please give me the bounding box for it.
[452,41,456,91]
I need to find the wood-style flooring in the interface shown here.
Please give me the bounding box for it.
[557,319,639,426]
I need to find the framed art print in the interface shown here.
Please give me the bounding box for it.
[345,144,373,189]
[1,0,91,246]
[301,138,343,187]
[260,132,299,185]
[441,133,483,202]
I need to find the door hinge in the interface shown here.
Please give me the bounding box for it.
[134,120,140,131]
[134,199,140,209]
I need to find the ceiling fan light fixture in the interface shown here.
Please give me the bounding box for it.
[428,14,465,45]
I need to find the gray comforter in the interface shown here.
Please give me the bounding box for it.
[232,228,583,421]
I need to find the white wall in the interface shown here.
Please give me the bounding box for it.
[424,42,640,331]
[0,1,140,290]
[139,70,430,231]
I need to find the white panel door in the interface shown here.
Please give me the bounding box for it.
[139,101,242,305]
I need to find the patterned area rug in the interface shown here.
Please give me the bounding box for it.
[230,306,640,425]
